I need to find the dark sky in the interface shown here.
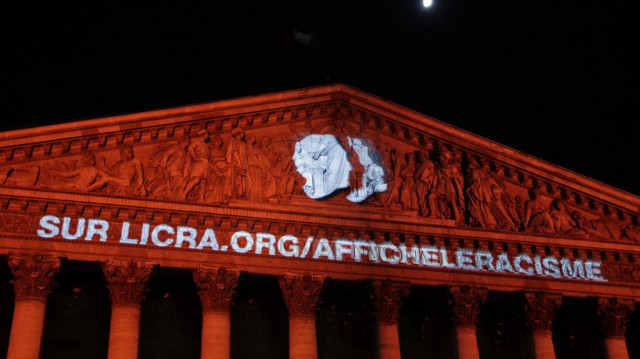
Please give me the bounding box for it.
[4,1,640,195]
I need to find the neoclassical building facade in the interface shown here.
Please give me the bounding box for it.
[0,84,638,359]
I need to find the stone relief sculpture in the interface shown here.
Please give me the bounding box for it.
[0,114,634,244]
[345,137,387,203]
[382,148,401,206]
[47,154,101,191]
[147,139,189,199]
[523,187,555,234]
[86,146,147,196]
[203,135,233,204]
[180,130,212,202]
[246,135,277,201]
[399,153,418,210]
[226,128,249,200]
[415,151,436,217]
[466,160,519,230]
[429,149,464,223]
[293,134,352,199]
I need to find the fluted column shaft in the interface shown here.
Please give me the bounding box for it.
[279,273,325,359]
[371,280,409,359]
[192,266,240,359]
[450,286,487,359]
[597,297,635,359]
[102,259,153,359]
[6,253,60,359]
[524,292,562,359]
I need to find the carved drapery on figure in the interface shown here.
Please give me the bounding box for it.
[524,292,562,331]
[371,280,410,324]
[192,266,240,313]
[449,286,487,327]
[278,273,325,318]
[597,297,635,338]
[8,253,60,300]
[102,259,154,306]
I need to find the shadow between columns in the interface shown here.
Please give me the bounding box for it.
[230,273,288,359]
[40,260,110,359]
[552,297,606,359]
[398,285,456,359]
[475,291,534,359]
[316,280,376,359]
[624,303,640,359]
[139,267,201,359]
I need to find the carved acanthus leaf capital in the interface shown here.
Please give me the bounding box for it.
[597,297,635,338]
[449,286,487,328]
[371,280,410,324]
[192,266,240,313]
[524,292,562,331]
[279,273,326,319]
[8,253,61,300]
[102,259,154,307]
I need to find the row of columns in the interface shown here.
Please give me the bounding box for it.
[3,253,637,359]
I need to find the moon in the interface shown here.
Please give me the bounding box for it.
[423,0,433,7]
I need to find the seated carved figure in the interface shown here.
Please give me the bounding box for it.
[87,146,146,196]
[523,187,555,234]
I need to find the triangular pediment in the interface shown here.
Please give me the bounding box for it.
[0,84,638,244]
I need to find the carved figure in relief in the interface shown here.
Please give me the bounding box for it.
[382,148,401,205]
[429,150,464,223]
[466,159,498,228]
[523,187,555,234]
[345,137,387,203]
[571,211,615,240]
[489,177,520,231]
[415,151,436,216]
[293,134,351,199]
[203,135,233,204]
[226,128,248,199]
[179,130,211,202]
[49,154,101,191]
[399,153,418,210]
[246,135,277,201]
[86,146,147,196]
[146,139,189,199]
[549,199,583,235]
[269,138,298,201]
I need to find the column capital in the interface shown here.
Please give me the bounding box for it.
[279,273,325,319]
[449,286,487,328]
[192,266,240,313]
[371,279,410,324]
[524,292,562,331]
[8,252,60,301]
[102,259,154,307]
[597,297,635,338]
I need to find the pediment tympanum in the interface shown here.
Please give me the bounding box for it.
[0,84,638,295]
[0,86,637,242]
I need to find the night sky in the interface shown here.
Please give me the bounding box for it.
[4,1,640,195]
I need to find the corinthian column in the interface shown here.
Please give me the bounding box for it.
[449,286,487,359]
[7,253,60,359]
[192,266,240,359]
[524,292,562,359]
[597,297,635,359]
[371,280,410,359]
[279,273,325,359]
[102,259,153,359]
